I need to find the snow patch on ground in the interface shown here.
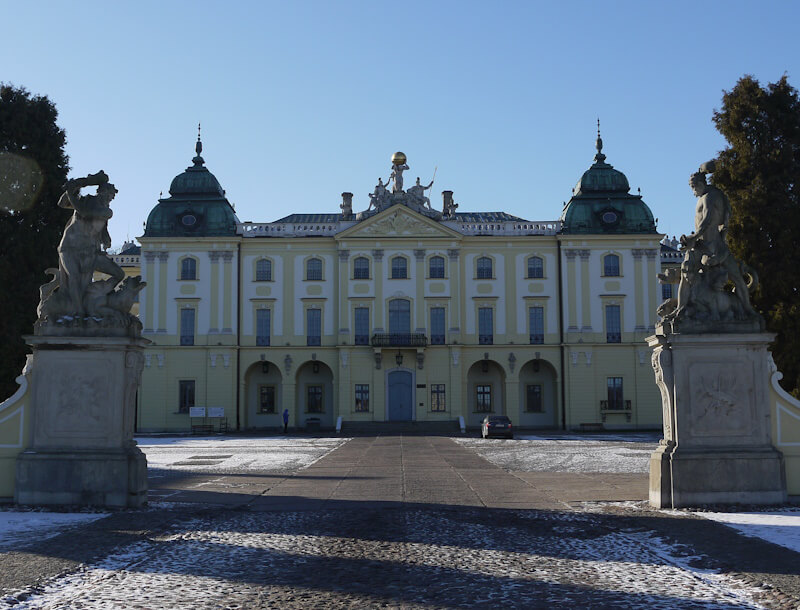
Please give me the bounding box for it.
[0,511,108,552]
[138,436,349,474]
[696,510,800,556]
[455,435,659,473]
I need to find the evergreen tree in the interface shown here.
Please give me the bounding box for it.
[712,75,800,397]
[0,85,70,398]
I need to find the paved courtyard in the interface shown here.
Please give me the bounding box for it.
[1,434,799,608]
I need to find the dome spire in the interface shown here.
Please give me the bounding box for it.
[594,118,606,164]
[193,122,205,167]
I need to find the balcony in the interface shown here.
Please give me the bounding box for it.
[600,399,632,423]
[371,333,428,348]
[529,334,544,345]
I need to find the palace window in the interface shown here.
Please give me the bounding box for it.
[180,308,195,346]
[526,384,543,413]
[430,307,445,345]
[662,283,673,301]
[256,309,270,346]
[477,256,493,279]
[476,384,492,412]
[354,307,369,345]
[431,384,446,412]
[353,257,370,279]
[603,254,620,277]
[255,259,272,282]
[178,380,195,413]
[429,255,445,279]
[478,307,493,345]
[355,384,369,412]
[307,309,321,346]
[391,256,407,279]
[605,305,621,343]
[529,306,544,344]
[180,257,197,280]
[389,299,411,334]
[607,377,624,410]
[307,385,323,413]
[527,256,544,279]
[306,257,322,281]
[259,385,276,414]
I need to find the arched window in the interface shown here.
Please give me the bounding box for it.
[388,299,410,334]
[477,256,493,279]
[391,256,407,279]
[180,257,197,280]
[353,256,370,279]
[429,255,445,279]
[306,257,322,281]
[604,254,620,277]
[256,258,272,282]
[527,256,543,279]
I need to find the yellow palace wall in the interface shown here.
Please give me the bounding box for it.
[136,207,663,432]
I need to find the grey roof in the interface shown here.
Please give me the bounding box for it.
[119,244,141,255]
[452,212,526,222]
[273,213,344,223]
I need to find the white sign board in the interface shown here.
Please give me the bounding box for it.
[189,406,206,418]
[208,407,225,418]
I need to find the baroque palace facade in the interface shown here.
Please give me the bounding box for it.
[137,135,668,432]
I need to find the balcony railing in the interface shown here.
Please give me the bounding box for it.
[600,400,632,411]
[529,334,544,345]
[606,333,621,344]
[430,335,445,345]
[479,334,493,345]
[371,333,428,347]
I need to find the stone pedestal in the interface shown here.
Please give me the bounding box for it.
[648,332,787,508]
[15,335,149,508]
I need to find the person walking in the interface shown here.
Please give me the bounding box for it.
[282,408,289,434]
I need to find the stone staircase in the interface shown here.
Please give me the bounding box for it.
[339,419,462,436]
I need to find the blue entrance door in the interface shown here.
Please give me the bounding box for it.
[387,370,413,421]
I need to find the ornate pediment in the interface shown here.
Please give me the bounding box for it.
[341,207,457,239]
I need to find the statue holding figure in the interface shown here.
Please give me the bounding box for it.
[389,151,409,193]
[660,161,761,331]
[37,171,145,332]
[367,177,390,211]
[407,177,434,209]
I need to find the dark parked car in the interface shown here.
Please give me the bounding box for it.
[480,415,513,439]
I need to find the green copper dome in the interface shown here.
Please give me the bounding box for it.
[559,133,656,235]
[144,135,239,237]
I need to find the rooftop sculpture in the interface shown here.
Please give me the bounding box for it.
[357,153,443,221]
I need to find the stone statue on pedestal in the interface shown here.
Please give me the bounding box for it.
[659,161,763,334]
[16,170,149,508]
[648,160,785,509]
[35,171,145,337]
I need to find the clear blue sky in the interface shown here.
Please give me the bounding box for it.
[3,0,799,247]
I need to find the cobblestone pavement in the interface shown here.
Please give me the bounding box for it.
[2,435,799,609]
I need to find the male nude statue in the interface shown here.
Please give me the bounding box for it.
[407,177,434,209]
[672,162,754,319]
[57,171,125,314]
